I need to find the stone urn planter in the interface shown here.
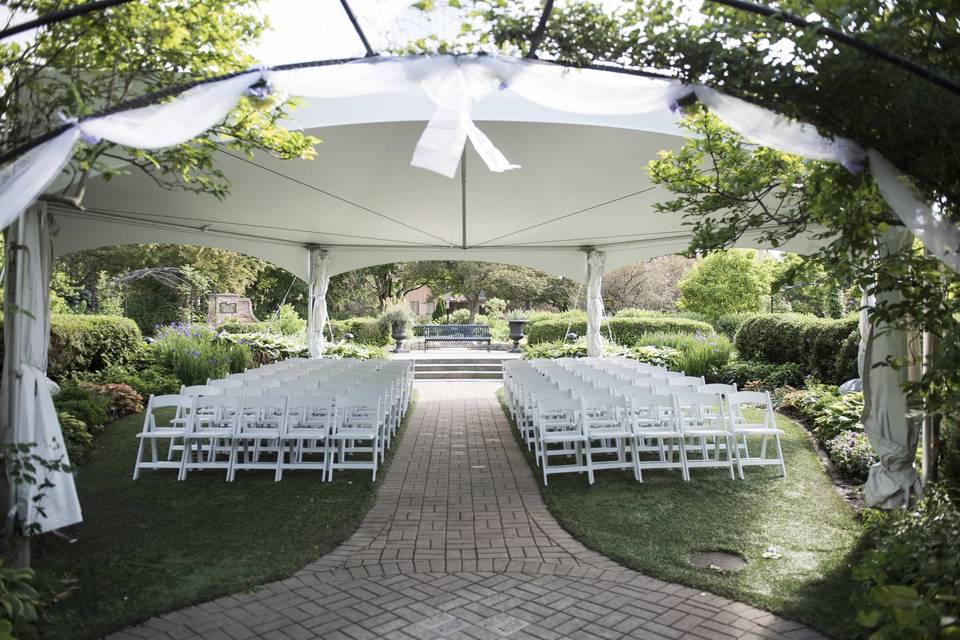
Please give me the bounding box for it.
[391,321,408,353]
[508,318,527,353]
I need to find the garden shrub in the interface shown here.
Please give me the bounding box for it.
[219,332,308,365]
[54,384,110,431]
[323,342,387,360]
[854,486,960,639]
[522,340,677,366]
[735,314,858,384]
[78,382,144,418]
[328,317,390,346]
[0,315,143,380]
[710,359,806,389]
[826,431,877,480]
[613,308,661,318]
[449,308,471,324]
[526,316,713,346]
[634,332,732,377]
[149,323,252,386]
[218,320,275,334]
[58,410,93,465]
[606,316,714,345]
[713,312,760,339]
[526,318,587,345]
[811,392,864,443]
[71,364,181,399]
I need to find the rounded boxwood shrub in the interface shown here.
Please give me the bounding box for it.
[526,318,588,345]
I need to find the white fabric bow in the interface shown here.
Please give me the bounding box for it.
[410,57,521,178]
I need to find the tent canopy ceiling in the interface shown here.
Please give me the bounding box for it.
[50,75,821,280]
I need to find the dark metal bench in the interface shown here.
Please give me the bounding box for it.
[421,324,492,351]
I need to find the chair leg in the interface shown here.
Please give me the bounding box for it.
[226,439,240,482]
[132,438,146,480]
[585,439,594,485]
[734,433,745,480]
[541,441,549,486]
[630,437,641,482]
[677,437,690,481]
[775,434,787,478]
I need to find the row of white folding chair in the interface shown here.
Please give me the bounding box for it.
[134,388,396,482]
[530,388,785,485]
[137,363,410,482]
[136,393,337,481]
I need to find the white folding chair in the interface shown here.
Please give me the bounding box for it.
[581,395,637,480]
[328,392,383,481]
[536,397,591,485]
[277,394,336,481]
[624,392,688,481]
[227,395,287,481]
[727,391,787,478]
[673,391,736,479]
[133,394,193,478]
[179,396,241,480]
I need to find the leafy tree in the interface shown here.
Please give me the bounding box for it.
[647,108,960,483]
[603,255,695,313]
[245,264,307,320]
[477,0,958,216]
[677,250,771,320]
[0,0,317,206]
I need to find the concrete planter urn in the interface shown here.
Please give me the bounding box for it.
[391,321,408,353]
[508,318,527,353]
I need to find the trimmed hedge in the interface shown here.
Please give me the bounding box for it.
[735,314,858,384]
[328,317,390,346]
[526,316,714,346]
[0,315,144,380]
[713,312,760,339]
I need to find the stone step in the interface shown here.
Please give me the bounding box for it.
[415,363,503,372]
[415,370,504,380]
[411,358,508,365]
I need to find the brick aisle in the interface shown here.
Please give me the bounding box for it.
[111,382,824,640]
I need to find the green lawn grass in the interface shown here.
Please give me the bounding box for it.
[33,395,415,640]
[496,389,862,639]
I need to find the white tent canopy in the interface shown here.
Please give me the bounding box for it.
[0,51,949,534]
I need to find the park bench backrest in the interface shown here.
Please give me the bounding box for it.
[422,324,491,339]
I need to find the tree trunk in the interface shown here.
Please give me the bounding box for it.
[468,296,481,324]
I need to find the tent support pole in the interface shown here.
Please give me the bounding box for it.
[307,248,331,358]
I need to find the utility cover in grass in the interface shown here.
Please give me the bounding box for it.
[689,551,747,572]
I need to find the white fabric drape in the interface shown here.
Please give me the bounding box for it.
[307,248,331,358]
[868,150,960,274]
[491,57,689,116]
[585,249,605,358]
[0,204,82,533]
[0,129,80,231]
[861,226,923,509]
[694,86,865,169]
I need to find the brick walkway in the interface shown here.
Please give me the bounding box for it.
[111,382,824,640]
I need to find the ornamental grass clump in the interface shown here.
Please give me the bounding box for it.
[150,322,251,386]
[633,331,732,377]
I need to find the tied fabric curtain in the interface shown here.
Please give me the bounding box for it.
[585,250,605,358]
[308,248,331,358]
[0,204,82,533]
[861,226,923,509]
